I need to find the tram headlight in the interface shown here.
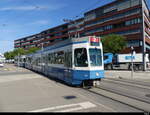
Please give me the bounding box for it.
[96,72,100,77]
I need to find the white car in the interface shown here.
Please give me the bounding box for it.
[0,62,4,67]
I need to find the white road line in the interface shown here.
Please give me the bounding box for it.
[77,93,117,112]
[28,102,96,112]
[57,107,83,112]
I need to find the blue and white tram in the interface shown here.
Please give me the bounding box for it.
[25,36,105,86]
[14,55,26,67]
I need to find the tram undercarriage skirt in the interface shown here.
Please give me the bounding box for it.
[83,80,94,87]
[83,79,101,87]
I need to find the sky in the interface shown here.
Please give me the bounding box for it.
[0,0,150,54]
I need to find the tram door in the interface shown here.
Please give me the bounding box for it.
[64,51,72,81]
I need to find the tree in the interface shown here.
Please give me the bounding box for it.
[4,48,26,60]
[101,34,127,54]
[26,47,41,54]
[4,47,40,60]
[13,48,26,56]
[4,51,13,60]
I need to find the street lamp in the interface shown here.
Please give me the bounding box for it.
[141,0,146,71]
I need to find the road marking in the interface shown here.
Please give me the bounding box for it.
[29,101,96,112]
[77,92,117,112]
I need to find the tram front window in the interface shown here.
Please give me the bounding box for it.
[74,48,88,67]
[89,48,102,67]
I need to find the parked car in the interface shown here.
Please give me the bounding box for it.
[0,62,4,67]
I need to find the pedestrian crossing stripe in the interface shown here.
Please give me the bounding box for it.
[29,102,97,112]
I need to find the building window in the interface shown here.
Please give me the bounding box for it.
[117,0,130,11]
[127,40,140,47]
[125,18,142,26]
[84,11,96,22]
[131,0,140,7]
[103,25,113,30]
[104,5,117,14]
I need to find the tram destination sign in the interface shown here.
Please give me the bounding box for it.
[90,37,100,46]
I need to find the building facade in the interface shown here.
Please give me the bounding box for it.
[14,0,150,54]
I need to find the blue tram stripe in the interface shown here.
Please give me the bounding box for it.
[45,66,104,85]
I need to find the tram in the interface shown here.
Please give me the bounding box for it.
[14,55,26,67]
[25,36,105,87]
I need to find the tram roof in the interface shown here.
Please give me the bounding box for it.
[29,36,100,55]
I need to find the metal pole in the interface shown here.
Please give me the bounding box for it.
[17,53,20,72]
[131,47,134,79]
[131,55,134,79]
[41,43,44,71]
[18,53,19,67]
[41,43,44,67]
[142,0,146,71]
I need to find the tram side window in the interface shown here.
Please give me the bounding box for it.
[48,53,55,64]
[74,48,88,67]
[64,52,72,68]
[48,51,64,64]
[37,58,40,66]
[48,53,53,64]
[28,57,32,64]
[34,58,38,66]
[57,51,64,64]
[42,55,46,64]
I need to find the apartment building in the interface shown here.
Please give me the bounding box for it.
[14,34,41,50]
[14,0,150,54]
[83,0,150,54]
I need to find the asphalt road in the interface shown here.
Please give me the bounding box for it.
[0,64,144,112]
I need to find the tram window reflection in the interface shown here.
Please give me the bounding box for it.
[74,48,88,67]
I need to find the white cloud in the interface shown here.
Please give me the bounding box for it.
[0,4,66,11]
[0,29,16,33]
[0,6,48,11]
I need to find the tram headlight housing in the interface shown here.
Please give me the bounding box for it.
[96,72,100,77]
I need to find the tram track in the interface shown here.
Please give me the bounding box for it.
[81,77,150,112]
[101,78,150,103]
[82,87,146,112]
[103,78,150,88]
[82,86,150,112]
[98,79,150,104]
[101,79,150,94]
[96,85,150,104]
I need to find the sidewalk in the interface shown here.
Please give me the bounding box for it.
[105,70,150,82]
